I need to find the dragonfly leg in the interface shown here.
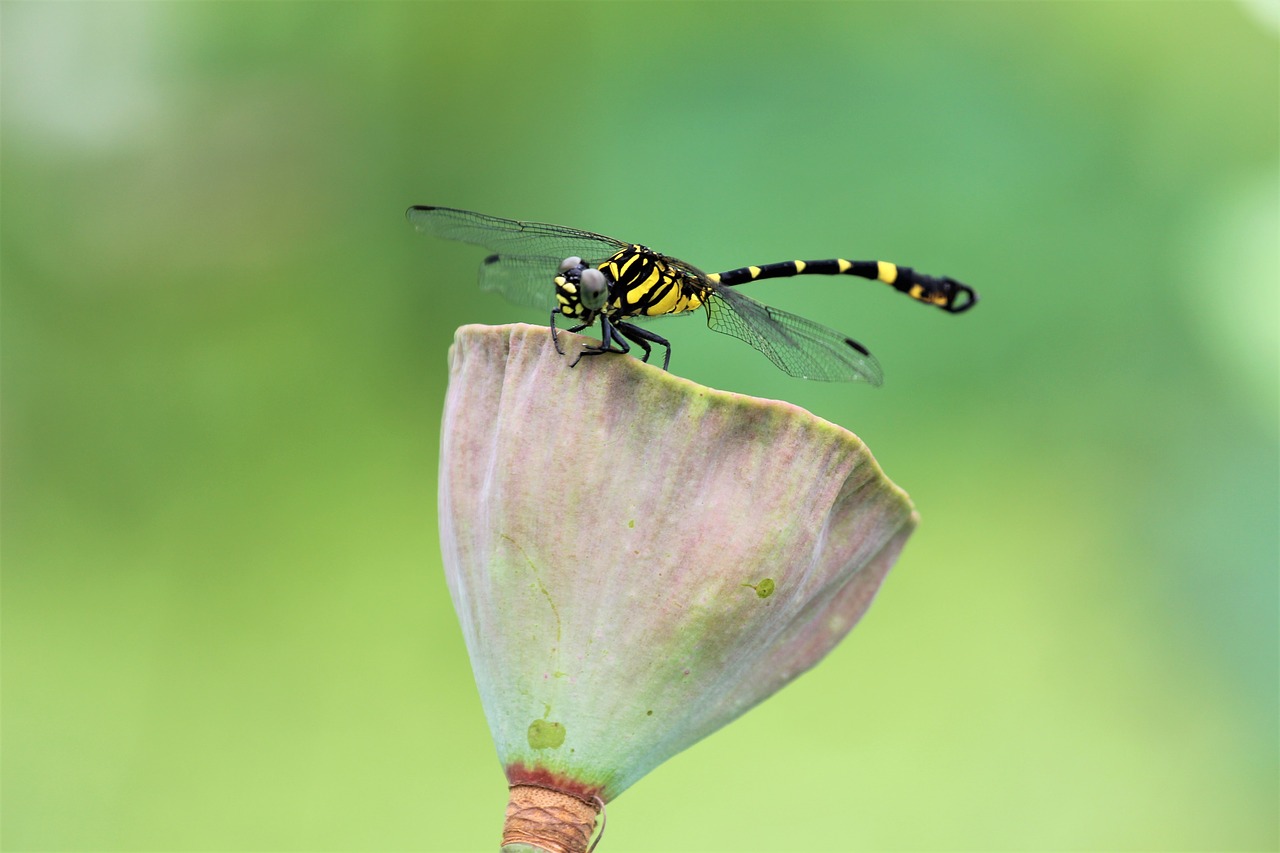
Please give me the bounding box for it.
[570,317,629,368]
[551,310,596,358]
[615,322,671,371]
[550,310,564,355]
[619,329,651,363]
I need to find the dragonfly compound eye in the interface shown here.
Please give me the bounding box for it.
[558,256,583,273]
[579,268,608,311]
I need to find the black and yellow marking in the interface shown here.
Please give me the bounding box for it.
[708,258,977,314]
[408,205,980,384]
[598,246,706,317]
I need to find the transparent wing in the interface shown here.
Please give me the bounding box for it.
[705,287,884,384]
[476,254,561,312]
[407,206,627,260]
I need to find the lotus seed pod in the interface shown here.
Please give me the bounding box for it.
[439,324,918,851]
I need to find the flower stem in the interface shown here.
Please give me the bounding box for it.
[500,784,601,853]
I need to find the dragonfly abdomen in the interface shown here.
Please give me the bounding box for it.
[709,258,874,285]
[709,258,977,314]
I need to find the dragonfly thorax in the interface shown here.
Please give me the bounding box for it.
[600,245,706,319]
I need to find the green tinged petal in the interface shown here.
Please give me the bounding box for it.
[439,324,917,803]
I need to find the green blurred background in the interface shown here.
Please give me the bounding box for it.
[3,2,1276,851]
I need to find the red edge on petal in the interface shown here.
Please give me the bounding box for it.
[505,763,605,803]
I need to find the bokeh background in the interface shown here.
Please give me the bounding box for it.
[3,2,1276,851]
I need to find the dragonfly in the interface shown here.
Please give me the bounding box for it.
[407,206,977,384]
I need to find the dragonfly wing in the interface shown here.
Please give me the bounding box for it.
[476,254,561,312]
[407,206,627,260]
[704,288,884,384]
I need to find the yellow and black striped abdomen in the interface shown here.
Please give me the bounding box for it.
[599,245,706,319]
[708,258,977,314]
[708,258,873,285]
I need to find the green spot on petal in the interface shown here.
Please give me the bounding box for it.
[527,718,566,750]
[627,519,635,529]
[743,577,776,598]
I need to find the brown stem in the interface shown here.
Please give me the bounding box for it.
[501,784,601,853]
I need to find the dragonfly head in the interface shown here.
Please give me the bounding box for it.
[555,256,610,318]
